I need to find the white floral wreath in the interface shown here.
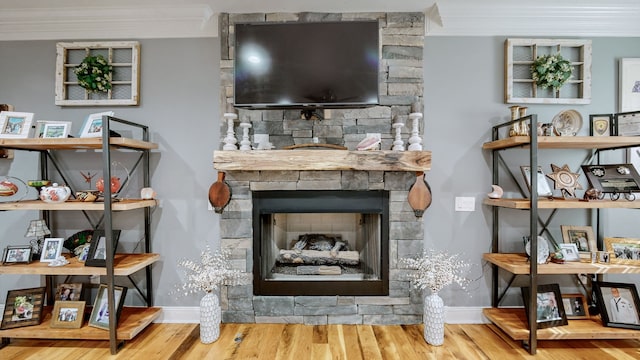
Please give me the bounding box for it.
[531,53,574,90]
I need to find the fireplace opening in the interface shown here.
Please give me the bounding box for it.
[253,190,389,296]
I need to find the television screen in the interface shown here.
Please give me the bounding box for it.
[234,21,380,109]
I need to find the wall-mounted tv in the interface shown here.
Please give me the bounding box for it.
[233,21,380,110]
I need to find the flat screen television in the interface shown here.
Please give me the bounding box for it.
[233,21,380,110]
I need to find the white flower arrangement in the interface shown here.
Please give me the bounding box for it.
[74,54,113,93]
[531,53,574,90]
[401,250,470,294]
[174,246,251,296]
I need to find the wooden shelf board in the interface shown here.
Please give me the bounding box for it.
[0,253,160,276]
[0,306,161,340]
[213,150,432,171]
[483,308,640,340]
[0,199,157,211]
[482,136,640,150]
[483,253,640,274]
[0,138,158,151]
[483,198,640,209]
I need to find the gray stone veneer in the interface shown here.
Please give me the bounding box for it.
[218,12,426,325]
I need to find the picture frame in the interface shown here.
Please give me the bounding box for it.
[35,120,72,139]
[581,164,640,194]
[561,293,589,320]
[589,114,613,137]
[627,147,640,175]
[0,286,46,329]
[40,237,64,263]
[0,111,34,139]
[619,58,640,113]
[561,225,597,255]
[559,243,581,262]
[521,283,568,329]
[55,283,83,301]
[79,111,114,138]
[593,281,640,330]
[88,284,127,330]
[614,111,640,137]
[84,230,121,267]
[2,245,33,264]
[520,165,553,197]
[50,301,85,329]
[604,237,640,265]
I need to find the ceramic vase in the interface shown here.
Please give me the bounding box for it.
[200,292,221,344]
[423,292,445,346]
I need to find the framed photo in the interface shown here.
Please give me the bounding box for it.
[40,237,64,263]
[2,245,33,264]
[50,301,85,329]
[561,293,589,320]
[0,111,34,139]
[520,165,553,197]
[84,230,121,267]
[604,237,640,265]
[521,283,568,329]
[561,225,597,255]
[559,243,581,262]
[55,283,83,301]
[88,284,127,330]
[589,114,613,136]
[619,58,640,113]
[0,287,46,329]
[79,111,114,138]
[581,164,640,194]
[35,120,72,138]
[593,281,640,330]
[614,111,640,136]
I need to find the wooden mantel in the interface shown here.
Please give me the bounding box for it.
[213,150,431,171]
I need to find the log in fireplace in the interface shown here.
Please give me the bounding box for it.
[253,190,389,296]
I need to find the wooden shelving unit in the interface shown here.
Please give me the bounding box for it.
[483,114,640,354]
[0,116,158,354]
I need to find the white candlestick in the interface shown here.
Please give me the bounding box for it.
[407,112,423,151]
[239,121,252,151]
[392,122,405,151]
[222,113,238,150]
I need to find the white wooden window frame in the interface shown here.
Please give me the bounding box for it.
[505,38,591,105]
[55,41,140,106]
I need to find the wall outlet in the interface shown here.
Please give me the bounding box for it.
[455,197,475,212]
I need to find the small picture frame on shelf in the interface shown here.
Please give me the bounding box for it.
[619,58,640,113]
[34,120,72,138]
[50,300,85,329]
[604,237,640,265]
[88,284,127,330]
[589,114,613,136]
[0,111,34,139]
[0,286,46,329]
[520,165,553,197]
[614,111,640,136]
[593,281,640,330]
[79,111,114,138]
[2,245,33,264]
[84,230,121,267]
[561,225,597,255]
[559,243,581,262]
[55,283,83,301]
[581,164,640,194]
[521,283,568,329]
[561,293,589,320]
[40,237,63,263]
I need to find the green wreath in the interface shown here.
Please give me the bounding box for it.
[74,54,113,93]
[531,53,574,90]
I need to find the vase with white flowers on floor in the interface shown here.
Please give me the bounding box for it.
[173,246,251,344]
[401,249,470,346]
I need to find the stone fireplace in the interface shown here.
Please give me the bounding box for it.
[215,11,428,325]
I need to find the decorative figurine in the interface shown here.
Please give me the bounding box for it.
[407,112,423,151]
[239,119,252,151]
[222,112,239,150]
[392,117,405,151]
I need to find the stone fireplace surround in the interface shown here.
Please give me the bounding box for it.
[216,12,427,325]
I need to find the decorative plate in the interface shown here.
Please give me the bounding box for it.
[525,236,550,264]
[552,110,583,136]
[0,176,28,203]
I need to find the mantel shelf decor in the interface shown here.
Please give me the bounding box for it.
[504,38,592,105]
[55,41,140,106]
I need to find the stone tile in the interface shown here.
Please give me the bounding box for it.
[397,240,424,258]
[393,303,423,315]
[222,311,255,323]
[227,285,253,299]
[341,171,369,190]
[303,315,328,325]
[362,314,421,325]
[295,296,338,307]
[250,182,298,191]
[354,296,410,305]
[336,296,355,305]
[220,218,252,238]
[293,305,357,316]
[390,221,423,240]
[328,315,363,325]
[299,171,341,181]
[296,181,342,190]
[253,296,295,316]
[259,171,300,181]
[382,45,423,60]
[255,316,304,324]
[357,305,394,315]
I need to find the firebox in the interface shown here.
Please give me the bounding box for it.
[253,190,389,296]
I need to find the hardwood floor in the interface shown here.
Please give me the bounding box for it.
[0,323,639,359]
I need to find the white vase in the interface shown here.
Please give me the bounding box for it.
[423,292,445,346]
[199,292,221,344]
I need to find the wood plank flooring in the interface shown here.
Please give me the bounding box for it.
[0,323,639,359]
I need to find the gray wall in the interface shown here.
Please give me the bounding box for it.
[1,36,639,308]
